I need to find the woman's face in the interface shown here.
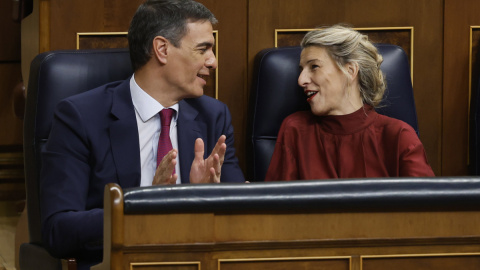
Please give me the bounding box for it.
[298,46,362,116]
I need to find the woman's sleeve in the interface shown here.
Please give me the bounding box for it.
[398,128,435,177]
[264,120,299,181]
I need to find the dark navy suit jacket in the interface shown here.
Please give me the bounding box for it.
[39,78,245,265]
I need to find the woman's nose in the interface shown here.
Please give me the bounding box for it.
[298,70,309,87]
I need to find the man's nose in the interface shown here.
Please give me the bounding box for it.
[206,54,218,69]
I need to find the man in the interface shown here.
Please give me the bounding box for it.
[39,0,245,269]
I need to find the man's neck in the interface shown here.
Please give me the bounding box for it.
[134,67,181,108]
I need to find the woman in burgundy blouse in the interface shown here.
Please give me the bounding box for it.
[265,25,434,181]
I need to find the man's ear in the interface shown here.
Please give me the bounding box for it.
[152,36,168,64]
[346,61,359,82]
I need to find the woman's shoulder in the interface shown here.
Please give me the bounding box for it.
[375,113,418,135]
[285,110,314,120]
[282,110,315,126]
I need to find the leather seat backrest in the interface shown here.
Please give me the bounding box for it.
[24,48,132,245]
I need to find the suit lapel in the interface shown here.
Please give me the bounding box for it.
[109,79,141,188]
[178,100,203,183]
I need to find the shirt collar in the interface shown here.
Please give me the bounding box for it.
[130,75,179,122]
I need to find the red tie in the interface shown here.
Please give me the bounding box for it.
[157,109,174,172]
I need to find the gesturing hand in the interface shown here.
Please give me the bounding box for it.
[190,135,226,183]
[152,149,178,185]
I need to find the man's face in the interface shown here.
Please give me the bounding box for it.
[166,21,217,99]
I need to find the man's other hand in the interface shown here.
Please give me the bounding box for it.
[190,135,226,183]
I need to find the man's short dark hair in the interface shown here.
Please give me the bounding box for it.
[128,0,218,71]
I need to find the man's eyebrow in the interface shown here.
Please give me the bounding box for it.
[196,41,214,48]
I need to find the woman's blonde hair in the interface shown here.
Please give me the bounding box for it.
[301,24,386,107]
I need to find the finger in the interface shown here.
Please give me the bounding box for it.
[217,143,226,165]
[158,149,177,167]
[168,158,177,174]
[153,159,167,185]
[155,149,176,175]
[167,148,178,160]
[211,135,226,156]
[194,138,205,161]
[209,167,219,183]
[208,153,221,183]
[213,153,221,176]
[169,173,178,184]
[164,152,177,182]
[153,149,177,185]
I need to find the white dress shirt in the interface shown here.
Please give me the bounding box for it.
[130,75,181,186]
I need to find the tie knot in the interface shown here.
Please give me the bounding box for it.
[159,108,174,127]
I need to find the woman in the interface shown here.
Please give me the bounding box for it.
[265,25,434,181]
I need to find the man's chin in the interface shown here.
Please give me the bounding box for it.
[183,90,204,99]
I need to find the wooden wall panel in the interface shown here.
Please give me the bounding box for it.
[77,33,128,50]
[48,0,142,51]
[0,0,25,203]
[48,1,103,51]
[196,0,249,172]
[248,0,443,175]
[0,64,23,146]
[443,0,480,176]
[0,1,21,61]
[276,27,413,76]
[0,0,23,146]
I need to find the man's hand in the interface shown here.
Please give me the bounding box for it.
[190,135,226,183]
[152,149,178,185]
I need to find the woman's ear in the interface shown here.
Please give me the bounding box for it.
[152,36,168,64]
[346,62,359,82]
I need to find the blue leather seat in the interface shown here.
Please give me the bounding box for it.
[247,44,418,182]
[21,49,132,270]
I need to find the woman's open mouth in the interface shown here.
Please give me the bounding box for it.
[305,90,318,102]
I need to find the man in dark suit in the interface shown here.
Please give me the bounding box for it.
[39,0,245,269]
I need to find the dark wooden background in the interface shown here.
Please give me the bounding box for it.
[0,0,25,201]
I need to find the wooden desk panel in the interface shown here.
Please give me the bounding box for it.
[219,257,350,270]
[362,254,480,270]
[92,184,480,270]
